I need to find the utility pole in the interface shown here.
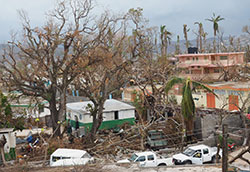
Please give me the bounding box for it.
[222,124,228,172]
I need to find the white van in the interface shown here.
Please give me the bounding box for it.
[50,148,94,167]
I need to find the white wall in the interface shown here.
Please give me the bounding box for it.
[119,110,135,119]
[66,109,135,123]
[103,112,114,121]
[0,132,16,153]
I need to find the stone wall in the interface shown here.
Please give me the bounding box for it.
[198,113,245,146]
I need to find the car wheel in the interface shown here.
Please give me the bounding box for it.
[211,156,216,163]
[185,160,192,165]
[158,163,166,166]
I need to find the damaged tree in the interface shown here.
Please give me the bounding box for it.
[73,10,139,143]
[0,0,103,136]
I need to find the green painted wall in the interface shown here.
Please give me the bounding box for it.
[4,148,16,161]
[69,117,135,131]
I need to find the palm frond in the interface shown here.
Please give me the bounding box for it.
[192,81,219,98]
[165,77,184,93]
[206,18,213,22]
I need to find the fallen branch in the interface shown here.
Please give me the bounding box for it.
[229,146,250,164]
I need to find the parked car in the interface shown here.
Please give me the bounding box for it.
[117,151,169,167]
[146,130,168,150]
[50,148,94,167]
[172,144,222,165]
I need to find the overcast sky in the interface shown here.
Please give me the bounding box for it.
[0,0,249,43]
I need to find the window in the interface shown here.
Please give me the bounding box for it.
[187,57,190,60]
[68,112,71,118]
[61,157,71,160]
[204,68,209,74]
[193,152,202,158]
[214,69,220,73]
[203,148,209,154]
[193,57,195,61]
[82,153,91,158]
[147,155,154,161]
[38,105,44,113]
[129,154,138,161]
[114,111,119,120]
[52,156,61,162]
[79,114,82,120]
[136,156,146,162]
[204,57,208,60]
[196,57,198,61]
[197,66,200,68]
[220,56,228,60]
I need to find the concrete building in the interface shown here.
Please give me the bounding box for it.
[205,82,250,112]
[171,82,250,113]
[176,52,245,81]
[66,99,135,131]
[0,128,16,161]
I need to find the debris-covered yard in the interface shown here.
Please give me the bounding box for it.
[0,163,227,172]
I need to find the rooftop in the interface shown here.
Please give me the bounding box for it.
[206,81,250,91]
[0,128,14,133]
[51,148,87,158]
[67,99,135,114]
[176,52,245,57]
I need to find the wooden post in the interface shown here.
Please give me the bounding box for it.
[214,125,220,163]
[222,124,228,172]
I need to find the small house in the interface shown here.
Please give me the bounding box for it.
[66,99,135,130]
[0,128,16,161]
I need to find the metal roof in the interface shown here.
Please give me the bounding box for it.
[51,148,87,158]
[0,128,14,133]
[176,52,245,57]
[207,81,250,91]
[66,99,135,114]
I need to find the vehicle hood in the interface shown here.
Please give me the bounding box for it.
[173,153,189,161]
[117,159,130,163]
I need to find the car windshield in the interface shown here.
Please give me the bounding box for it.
[183,148,195,157]
[52,156,61,162]
[129,154,138,162]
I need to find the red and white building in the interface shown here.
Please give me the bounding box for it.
[176,52,245,81]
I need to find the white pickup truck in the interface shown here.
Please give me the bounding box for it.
[172,144,222,165]
[117,151,169,167]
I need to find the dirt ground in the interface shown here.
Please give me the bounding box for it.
[0,164,227,172]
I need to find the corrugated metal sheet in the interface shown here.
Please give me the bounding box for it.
[67,99,135,114]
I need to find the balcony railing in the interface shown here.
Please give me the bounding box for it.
[179,59,236,67]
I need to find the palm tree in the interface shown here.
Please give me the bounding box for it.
[206,13,225,52]
[160,25,172,57]
[202,32,208,53]
[194,22,204,53]
[165,77,218,141]
[183,24,190,53]
[175,35,181,55]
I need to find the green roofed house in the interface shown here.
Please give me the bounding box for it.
[66,99,135,131]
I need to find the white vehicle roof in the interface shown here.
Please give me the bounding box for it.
[135,151,155,156]
[188,144,208,150]
[51,148,87,158]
